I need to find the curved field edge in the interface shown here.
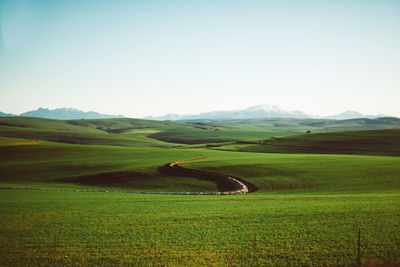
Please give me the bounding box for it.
[2,117,400,147]
[0,138,221,192]
[181,152,400,193]
[0,156,251,195]
[2,136,400,194]
[159,157,251,194]
[209,128,400,156]
[0,137,253,193]
[2,137,400,194]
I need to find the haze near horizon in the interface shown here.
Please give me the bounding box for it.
[1,0,399,118]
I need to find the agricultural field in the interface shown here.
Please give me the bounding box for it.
[1,116,399,146]
[0,117,400,266]
[1,191,399,266]
[209,128,400,156]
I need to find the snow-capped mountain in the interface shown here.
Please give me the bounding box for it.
[146,105,387,121]
[146,105,311,120]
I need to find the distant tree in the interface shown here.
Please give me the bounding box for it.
[306,130,311,134]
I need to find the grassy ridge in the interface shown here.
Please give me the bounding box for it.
[0,117,173,147]
[1,117,400,265]
[1,117,399,146]
[2,136,400,194]
[211,129,400,156]
[148,126,286,144]
[0,117,284,146]
[182,152,400,193]
[0,137,219,192]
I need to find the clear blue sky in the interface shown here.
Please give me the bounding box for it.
[1,0,399,117]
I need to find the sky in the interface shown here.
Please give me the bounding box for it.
[0,0,399,118]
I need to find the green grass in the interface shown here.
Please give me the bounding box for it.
[2,136,400,194]
[211,129,400,156]
[182,152,400,193]
[0,117,174,147]
[0,117,289,146]
[1,117,400,265]
[147,125,287,144]
[0,190,399,266]
[2,117,399,146]
[0,137,220,192]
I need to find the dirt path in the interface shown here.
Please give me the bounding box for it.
[165,156,249,195]
[0,157,251,195]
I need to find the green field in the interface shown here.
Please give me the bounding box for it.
[0,117,399,265]
[1,191,399,266]
[1,116,399,145]
[209,129,400,156]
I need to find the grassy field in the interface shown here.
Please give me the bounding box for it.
[1,116,399,145]
[182,153,400,193]
[0,137,219,192]
[0,117,399,265]
[2,135,400,194]
[0,117,289,146]
[0,191,399,266]
[210,129,400,156]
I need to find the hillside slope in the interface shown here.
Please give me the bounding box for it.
[1,117,400,146]
[210,129,400,156]
[182,152,400,193]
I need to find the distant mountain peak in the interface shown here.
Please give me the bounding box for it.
[342,110,363,115]
[245,105,283,112]
[0,111,16,117]
[19,107,124,120]
[325,110,375,120]
[146,105,389,121]
[148,105,311,120]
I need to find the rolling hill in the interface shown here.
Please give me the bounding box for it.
[210,128,400,156]
[0,116,399,146]
[1,115,400,266]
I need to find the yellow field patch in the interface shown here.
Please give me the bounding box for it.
[8,141,40,146]
[126,129,160,134]
[0,137,40,146]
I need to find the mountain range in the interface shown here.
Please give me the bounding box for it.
[145,105,388,121]
[0,111,16,117]
[0,108,124,120]
[0,106,391,120]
